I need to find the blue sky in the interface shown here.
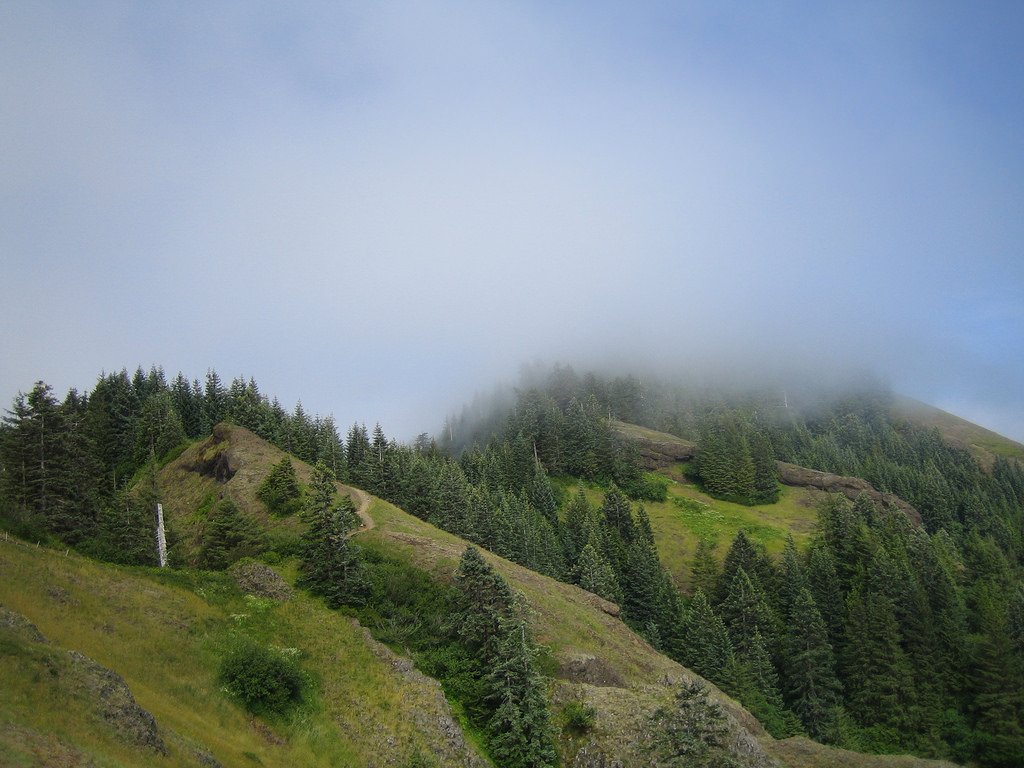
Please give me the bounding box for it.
[2,2,1023,442]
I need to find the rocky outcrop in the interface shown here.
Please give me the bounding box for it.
[776,462,922,526]
[559,653,628,688]
[66,651,167,754]
[228,560,294,601]
[632,437,699,470]
[188,427,237,483]
[0,604,167,756]
[354,621,489,768]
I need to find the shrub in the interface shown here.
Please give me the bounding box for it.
[622,472,670,502]
[219,642,307,717]
[563,700,596,731]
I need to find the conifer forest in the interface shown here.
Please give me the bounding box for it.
[2,363,1023,768]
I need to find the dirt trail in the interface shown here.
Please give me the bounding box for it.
[340,485,374,533]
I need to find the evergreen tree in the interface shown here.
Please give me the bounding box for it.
[621,505,668,634]
[646,679,736,768]
[779,534,807,620]
[806,545,845,654]
[0,382,99,541]
[968,583,1024,767]
[784,587,842,742]
[690,537,720,597]
[842,586,916,751]
[257,455,302,517]
[572,542,622,604]
[561,489,593,569]
[486,595,557,768]
[202,369,227,433]
[298,493,367,608]
[719,567,777,655]
[682,588,734,682]
[454,546,516,660]
[133,389,186,465]
[715,529,775,607]
[197,498,266,570]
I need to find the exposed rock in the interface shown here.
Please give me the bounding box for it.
[353,620,488,767]
[0,603,50,644]
[582,591,620,618]
[776,462,922,526]
[551,678,779,768]
[188,425,238,482]
[632,437,699,471]
[66,650,167,754]
[559,653,627,689]
[228,560,293,601]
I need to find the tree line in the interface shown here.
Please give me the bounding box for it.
[4,362,1024,766]
[0,367,343,561]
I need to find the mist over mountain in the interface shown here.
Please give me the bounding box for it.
[2,3,1023,443]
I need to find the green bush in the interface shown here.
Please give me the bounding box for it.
[563,700,596,731]
[622,472,670,502]
[219,642,307,717]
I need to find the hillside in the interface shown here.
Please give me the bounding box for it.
[0,534,485,767]
[2,422,964,768]
[3,366,1022,768]
[891,393,1024,469]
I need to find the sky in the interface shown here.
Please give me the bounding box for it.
[2,1,1023,442]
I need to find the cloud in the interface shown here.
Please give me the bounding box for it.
[1,2,1022,441]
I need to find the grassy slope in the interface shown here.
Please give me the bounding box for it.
[566,479,819,593]
[0,537,484,768]
[1,419,970,768]
[355,495,959,768]
[891,393,1024,468]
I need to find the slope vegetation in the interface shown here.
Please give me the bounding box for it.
[0,534,484,767]
[2,423,966,768]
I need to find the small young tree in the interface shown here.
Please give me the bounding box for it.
[257,455,302,517]
[197,499,266,570]
[647,679,738,767]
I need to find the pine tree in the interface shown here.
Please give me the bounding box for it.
[621,505,667,633]
[779,534,807,620]
[486,595,557,768]
[682,589,734,682]
[202,370,227,433]
[572,543,622,604]
[715,528,775,606]
[257,455,302,517]
[690,537,720,598]
[561,489,592,569]
[784,588,842,742]
[806,545,845,654]
[968,583,1024,767]
[646,679,734,767]
[842,586,916,751]
[719,567,777,656]
[197,499,266,570]
[297,493,367,608]
[454,546,515,660]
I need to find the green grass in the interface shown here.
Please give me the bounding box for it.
[0,538,483,767]
[561,478,819,592]
[650,482,819,590]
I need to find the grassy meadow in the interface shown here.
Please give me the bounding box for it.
[0,536,479,768]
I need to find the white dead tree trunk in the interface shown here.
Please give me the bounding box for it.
[155,503,168,568]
